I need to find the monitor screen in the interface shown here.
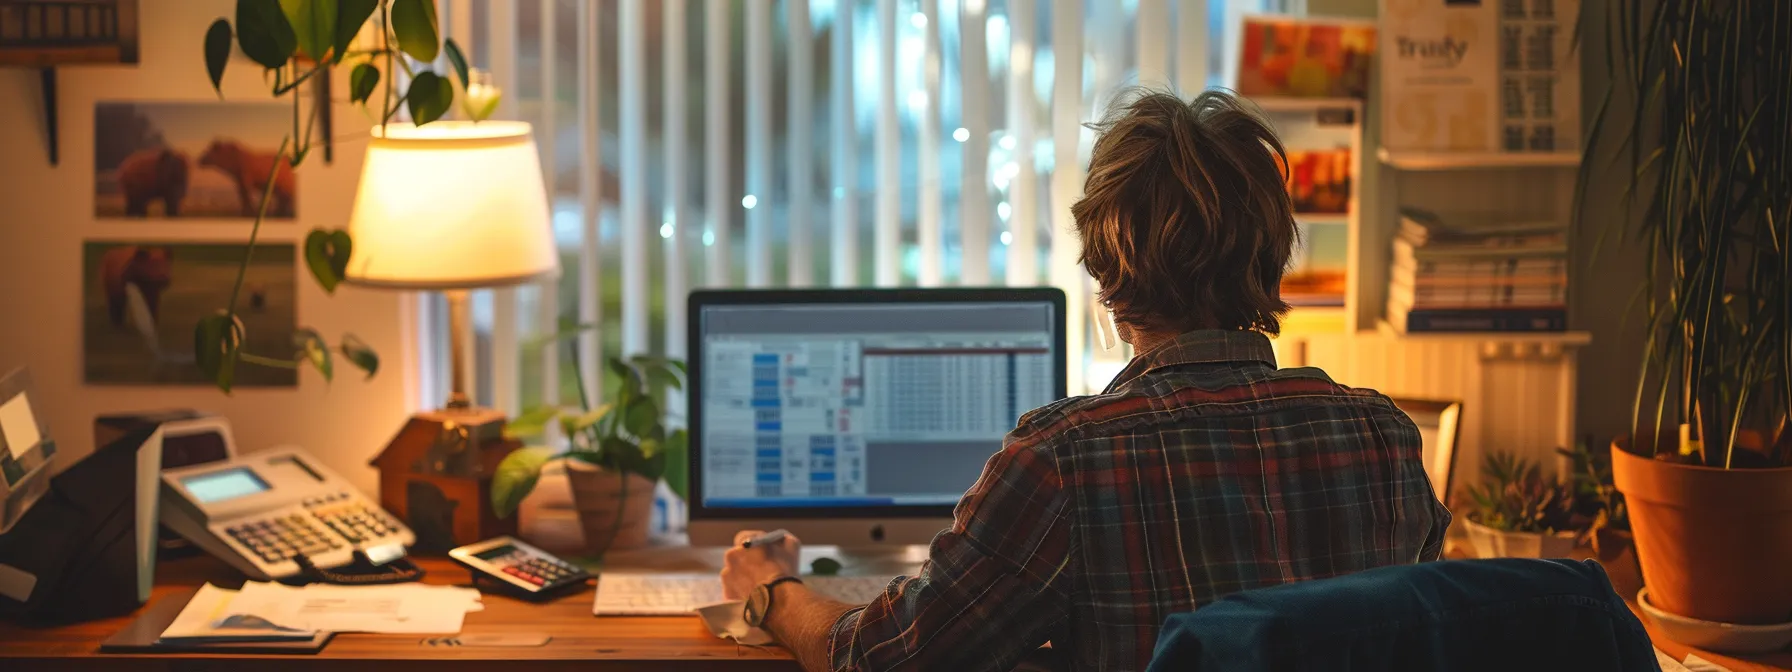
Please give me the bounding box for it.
[694,294,1062,513]
[182,467,272,504]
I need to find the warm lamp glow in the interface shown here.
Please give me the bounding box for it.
[345,121,559,289]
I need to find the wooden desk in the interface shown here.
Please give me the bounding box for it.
[0,554,799,671]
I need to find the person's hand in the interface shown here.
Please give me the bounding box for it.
[721,529,802,601]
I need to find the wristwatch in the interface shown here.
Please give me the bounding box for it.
[743,575,804,628]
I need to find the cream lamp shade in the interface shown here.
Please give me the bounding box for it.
[345,121,559,289]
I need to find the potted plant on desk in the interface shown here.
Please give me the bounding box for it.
[1459,451,1580,559]
[1581,0,1792,632]
[490,356,688,557]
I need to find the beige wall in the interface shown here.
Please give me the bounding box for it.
[0,0,417,495]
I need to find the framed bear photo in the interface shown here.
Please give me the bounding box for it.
[93,102,296,220]
[81,241,297,387]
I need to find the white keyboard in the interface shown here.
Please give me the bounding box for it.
[593,572,897,616]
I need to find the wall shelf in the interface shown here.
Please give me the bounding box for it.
[1294,213,1351,226]
[1376,148,1582,171]
[1249,96,1363,112]
[1374,320,1592,345]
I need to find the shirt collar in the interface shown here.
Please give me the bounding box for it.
[1102,330,1278,393]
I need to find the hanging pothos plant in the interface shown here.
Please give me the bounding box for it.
[195,0,482,392]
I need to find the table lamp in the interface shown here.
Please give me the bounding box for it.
[345,120,558,552]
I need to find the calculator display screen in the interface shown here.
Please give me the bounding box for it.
[182,467,272,503]
[474,544,518,561]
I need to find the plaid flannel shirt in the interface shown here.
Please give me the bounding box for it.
[827,330,1451,672]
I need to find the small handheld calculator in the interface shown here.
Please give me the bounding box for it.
[449,536,592,600]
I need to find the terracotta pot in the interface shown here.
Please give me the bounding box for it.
[1611,437,1792,625]
[517,459,656,557]
[1463,520,1578,559]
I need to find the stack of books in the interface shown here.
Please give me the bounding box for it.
[1386,209,1568,333]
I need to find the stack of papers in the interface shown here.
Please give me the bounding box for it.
[160,581,484,643]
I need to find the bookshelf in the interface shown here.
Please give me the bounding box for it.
[1258,98,1364,335]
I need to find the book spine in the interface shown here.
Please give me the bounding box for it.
[1400,309,1568,332]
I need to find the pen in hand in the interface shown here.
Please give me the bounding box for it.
[742,530,788,549]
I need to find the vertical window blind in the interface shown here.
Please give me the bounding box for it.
[423,0,1284,416]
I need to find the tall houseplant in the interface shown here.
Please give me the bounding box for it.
[194,0,478,391]
[1583,0,1792,626]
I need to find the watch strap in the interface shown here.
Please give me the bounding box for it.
[746,575,805,627]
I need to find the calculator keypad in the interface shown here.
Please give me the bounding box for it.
[489,549,585,588]
[304,492,403,544]
[226,514,340,565]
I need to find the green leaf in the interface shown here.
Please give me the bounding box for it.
[444,38,470,89]
[623,397,659,438]
[204,19,233,96]
[608,357,645,396]
[631,355,687,391]
[331,0,377,64]
[278,0,334,60]
[194,312,244,394]
[810,557,842,576]
[603,437,645,472]
[563,403,614,435]
[303,229,351,293]
[348,62,380,104]
[637,448,668,483]
[405,71,453,125]
[235,0,297,69]
[639,437,662,459]
[506,405,561,439]
[491,447,556,518]
[338,333,379,378]
[663,430,689,501]
[390,0,440,63]
[469,93,501,122]
[292,328,332,382]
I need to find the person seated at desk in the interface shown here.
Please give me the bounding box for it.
[720,89,1453,672]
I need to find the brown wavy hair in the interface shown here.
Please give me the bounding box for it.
[1073,88,1296,335]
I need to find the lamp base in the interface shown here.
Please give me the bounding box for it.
[368,405,521,555]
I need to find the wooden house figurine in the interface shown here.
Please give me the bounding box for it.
[369,408,520,555]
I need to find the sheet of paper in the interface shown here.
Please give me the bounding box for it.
[232,582,483,635]
[160,583,316,641]
[1681,654,1734,672]
[1656,648,1693,672]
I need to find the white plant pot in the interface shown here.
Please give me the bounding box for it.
[1464,519,1578,559]
[517,459,656,556]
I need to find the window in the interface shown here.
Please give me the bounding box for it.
[429,0,1290,414]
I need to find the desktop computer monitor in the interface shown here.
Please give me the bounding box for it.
[686,288,1067,547]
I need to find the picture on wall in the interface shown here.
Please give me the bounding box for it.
[1236,15,1377,99]
[1282,147,1353,215]
[83,241,298,387]
[0,0,139,66]
[94,102,296,219]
